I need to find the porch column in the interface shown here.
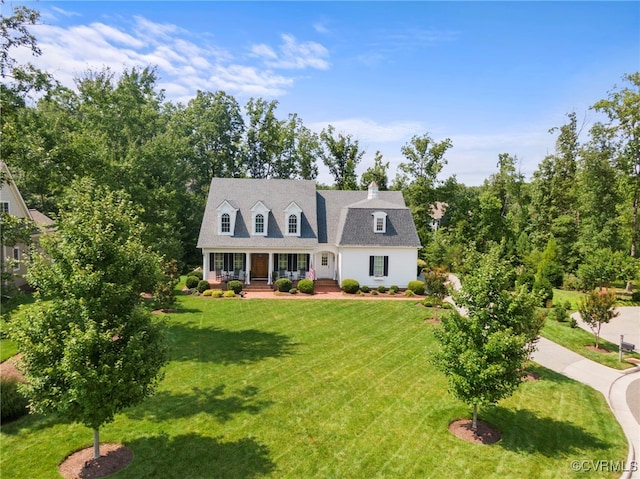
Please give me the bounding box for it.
[244,253,250,285]
[268,253,274,285]
[202,251,209,281]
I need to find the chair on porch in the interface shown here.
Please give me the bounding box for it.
[233,268,241,281]
[215,268,224,282]
[298,269,306,281]
[278,268,287,280]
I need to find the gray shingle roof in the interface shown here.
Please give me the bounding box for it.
[198,179,420,249]
[197,178,318,249]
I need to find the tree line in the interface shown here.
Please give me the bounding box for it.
[2,4,638,291]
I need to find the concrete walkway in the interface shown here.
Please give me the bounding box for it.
[573,307,640,353]
[533,337,640,479]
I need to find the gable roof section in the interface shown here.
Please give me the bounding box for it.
[198,178,318,248]
[0,162,32,220]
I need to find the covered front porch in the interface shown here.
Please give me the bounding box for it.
[203,251,322,285]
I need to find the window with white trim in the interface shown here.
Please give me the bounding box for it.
[1,202,9,214]
[288,214,298,235]
[369,255,389,277]
[372,211,387,233]
[221,213,230,233]
[284,202,302,237]
[255,214,264,234]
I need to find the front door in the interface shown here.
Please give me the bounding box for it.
[252,254,269,279]
[315,252,333,279]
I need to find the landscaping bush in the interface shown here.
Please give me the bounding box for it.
[632,291,640,302]
[289,288,297,294]
[547,302,571,322]
[407,280,426,295]
[562,273,582,291]
[197,280,210,293]
[227,280,243,294]
[297,279,315,294]
[423,266,448,298]
[185,275,199,289]
[533,277,553,307]
[275,278,293,292]
[360,285,370,293]
[377,285,387,293]
[341,279,360,294]
[211,290,224,298]
[370,290,378,296]
[202,289,214,296]
[223,290,236,298]
[188,269,203,280]
[0,377,28,422]
[403,289,416,297]
[389,285,399,294]
[417,258,427,276]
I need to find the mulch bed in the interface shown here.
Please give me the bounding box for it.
[585,345,611,354]
[58,444,133,479]
[0,354,24,381]
[448,419,501,444]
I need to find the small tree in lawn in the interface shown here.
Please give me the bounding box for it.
[11,179,167,459]
[578,289,619,349]
[154,258,179,311]
[433,248,540,431]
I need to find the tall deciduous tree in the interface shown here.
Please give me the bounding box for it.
[395,133,452,244]
[12,180,167,459]
[433,249,540,430]
[318,124,364,190]
[360,151,389,190]
[592,72,640,260]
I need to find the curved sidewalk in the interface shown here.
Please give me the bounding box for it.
[533,337,640,479]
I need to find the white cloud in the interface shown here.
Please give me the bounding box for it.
[253,34,330,70]
[309,118,426,143]
[11,16,322,100]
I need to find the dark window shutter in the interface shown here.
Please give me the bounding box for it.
[209,253,215,271]
[369,256,374,276]
[383,256,389,276]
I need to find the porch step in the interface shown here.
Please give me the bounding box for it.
[313,279,341,293]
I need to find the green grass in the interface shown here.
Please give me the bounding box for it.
[0,297,628,478]
[552,288,586,310]
[541,319,640,370]
[0,339,18,362]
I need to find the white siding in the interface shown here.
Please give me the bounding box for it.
[338,247,418,288]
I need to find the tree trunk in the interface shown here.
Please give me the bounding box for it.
[472,404,478,431]
[93,428,100,459]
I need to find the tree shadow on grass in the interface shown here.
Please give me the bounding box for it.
[125,433,276,479]
[126,384,271,423]
[168,324,296,364]
[486,407,612,457]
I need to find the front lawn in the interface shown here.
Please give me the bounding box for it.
[0,297,628,478]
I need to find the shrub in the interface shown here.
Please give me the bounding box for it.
[370,290,378,296]
[570,318,578,328]
[0,377,28,422]
[185,275,200,289]
[423,266,448,298]
[407,280,426,295]
[188,269,203,280]
[227,280,243,294]
[441,302,454,309]
[275,277,293,292]
[533,277,553,307]
[297,279,315,294]
[202,289,214,296]
[631,291,640,302]
[223,290,236,298]
[360,285,370,293]
[341,279,360,294]
[515,271,535,291]
[389,285,399,294]
[289,288,297,294]
[377,285,387,293]
[197,280,210,293]
[562,273,582,291]
[211,290,224,298]
[547,303,570,323]
[417,258,427,276]
[403,289,415,297]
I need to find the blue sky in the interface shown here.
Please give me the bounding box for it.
[8,1,640,186]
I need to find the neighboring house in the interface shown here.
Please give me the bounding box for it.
[197,178,421,288]
[0,162,54,289]
[429,202,448,231]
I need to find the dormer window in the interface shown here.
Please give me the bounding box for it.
[284,201,302,237]
[216,200,238,236]
[288,214,298,234]
[221,213,231,233]
[255,214,264,233]
[372,211,387,233]
[251,201,270,236]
